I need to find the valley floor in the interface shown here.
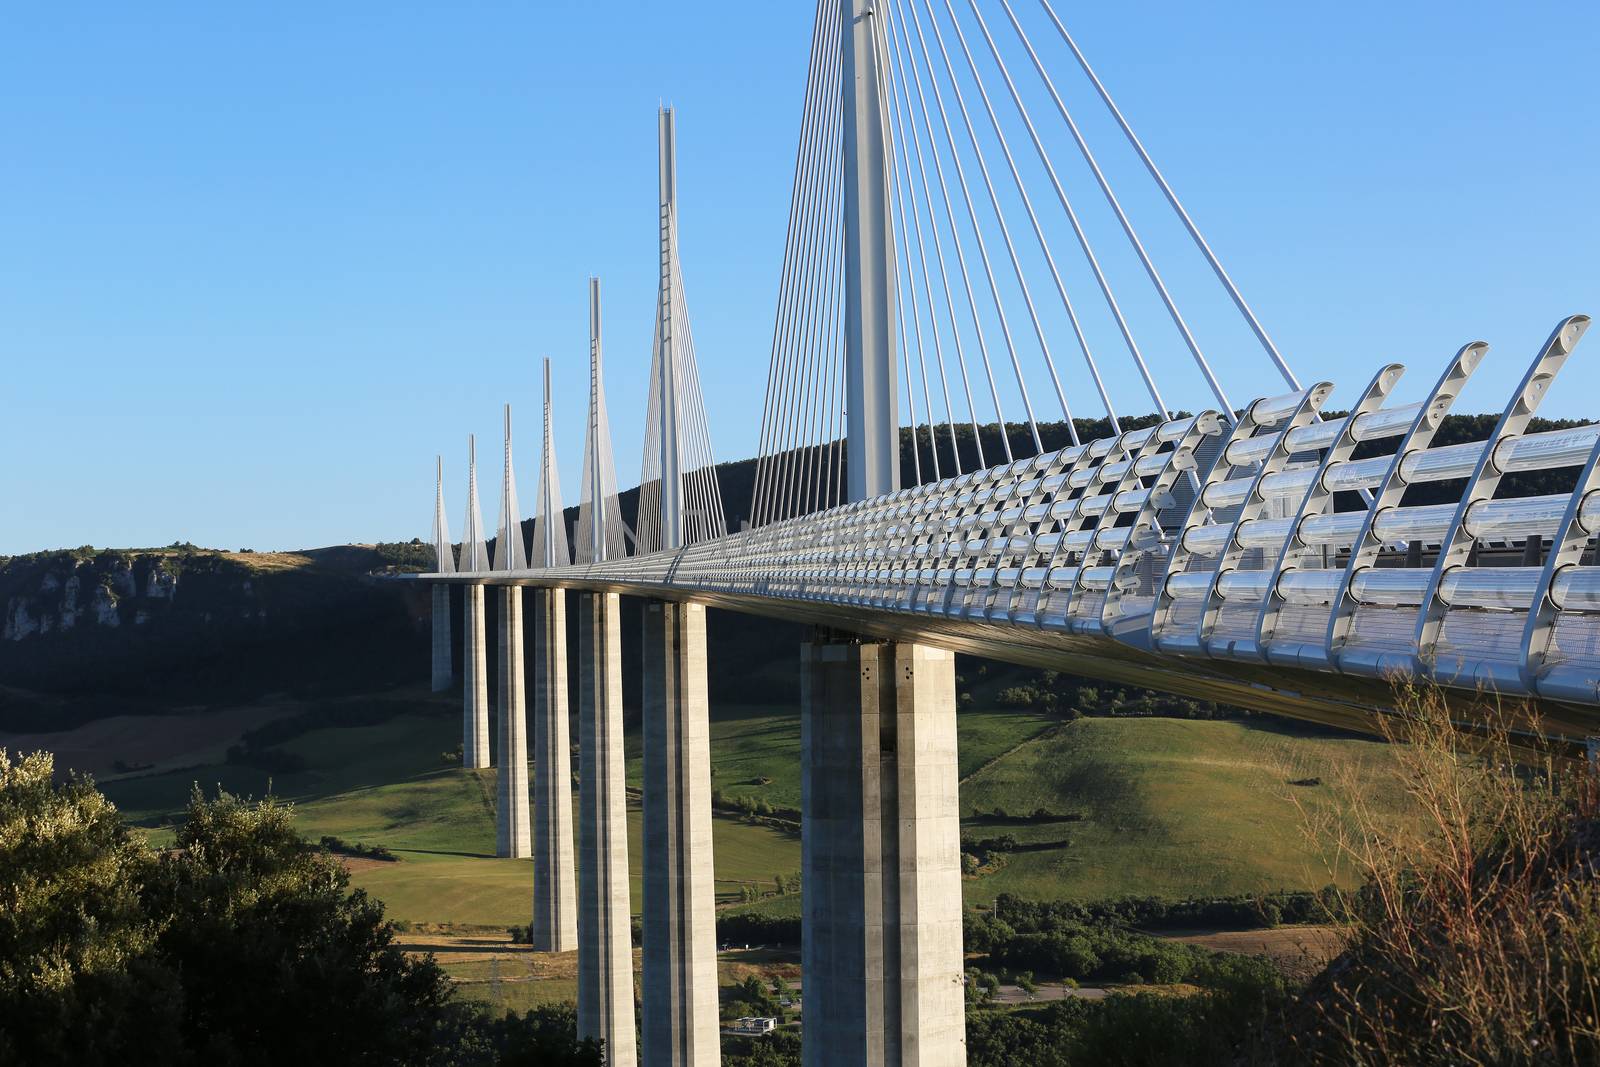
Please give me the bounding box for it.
[7,679,1408,1015]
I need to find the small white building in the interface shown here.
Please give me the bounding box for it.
[732,1016,778,1035]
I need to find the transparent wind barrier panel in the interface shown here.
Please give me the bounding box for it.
[1071,591,1108,627]
[1163,598,1204,633]
[1553,566,1600,612]
[1165,572,1212,600]
[1438,568,1540,610]
[1351,568,1430,606]
[1272,603,1330,642]
[1226,401,1426,467]
[1439,611,1525,663]
[1235,517,1295,552]
[1549,613,1600,662]
[1216,570,1273,603]
[1182,524,1232,557]
[1212,602,1262,644]
[1349,604,1420,645]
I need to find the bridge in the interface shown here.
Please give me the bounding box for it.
[415,2,1600,1065]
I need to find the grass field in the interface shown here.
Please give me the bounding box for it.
[19,673,1424,1014]
[958,715,1407,900]
[87,690,801,925]
[66,678,1412,930]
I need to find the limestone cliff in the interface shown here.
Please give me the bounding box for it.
[0,545,432,730]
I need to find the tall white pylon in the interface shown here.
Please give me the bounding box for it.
[530,354,577,950]
[492,406,532,857]
[494,405,528,572]
[429,456,454,693]
[432,456,457,574]
[638,107,727,554]
[577,276,638,1067]
[460,436,492,574]
[533,359,571,569]
[460,436,491,769]
[841,0,899,503]
[576,278,629,564]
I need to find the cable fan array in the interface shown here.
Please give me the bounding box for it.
[575,278,629,564]
[530,361,571,569]
[751,0,1305,527]
[636,110,727,554]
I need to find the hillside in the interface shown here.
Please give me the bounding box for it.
[66,666,1412,933]
[0,544,433,730]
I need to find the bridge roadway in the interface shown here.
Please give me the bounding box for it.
[429,320,1600,748]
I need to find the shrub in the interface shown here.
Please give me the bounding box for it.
[1277,682,1600,1064]
[0,764,454,1065]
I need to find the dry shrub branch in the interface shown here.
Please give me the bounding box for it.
[1288,681,1600,1066]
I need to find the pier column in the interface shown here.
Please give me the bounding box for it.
[462,583,490,769]
[642,599,719,1067]
[531,587,578,951]
[802,638,966,1067]
[578,591,638,1067]
[431,585,453,692]
[497,586,531,858]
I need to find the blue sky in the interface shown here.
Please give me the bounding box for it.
[2,1,1596,556]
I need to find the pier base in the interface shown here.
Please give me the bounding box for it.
[531,587,578,951]
[462,584,490,769]
[578,591,637,1067]
[496,587,531,858]
[641,600,719,1067]
[802,638,966,1067]
[430,584,452,692]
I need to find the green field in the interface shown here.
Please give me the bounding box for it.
[96,696,802,926]
[84,679,1409,932]
[957,715,1405,900]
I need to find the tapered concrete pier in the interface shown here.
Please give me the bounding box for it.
[496,586,531,858]
[802,638,966,1067]
[431,585,453,692]
[642,599,719,1067]
[462,584,490,769]
[578,591,637,1067]
[531,587,578,951]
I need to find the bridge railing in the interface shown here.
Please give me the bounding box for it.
[438,319,1600,708]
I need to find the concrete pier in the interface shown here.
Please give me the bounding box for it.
[802,638,966,1067]
[462,584,490,769]
[642,599,720,1067]
[531,587,578,952]
[578,591,637,1067]
[496,587,531,858]
[431,585,453,692]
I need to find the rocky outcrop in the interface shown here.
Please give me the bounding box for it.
[5,598,39,641]
[2,552,191,641]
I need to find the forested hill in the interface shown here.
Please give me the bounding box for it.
[0,545,433,731]
[544,410,1592,551]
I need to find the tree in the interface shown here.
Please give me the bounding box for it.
[0,750,181,1064]
[0,759,524,1066]
[146,785,452,1065]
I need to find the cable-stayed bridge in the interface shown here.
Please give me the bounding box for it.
[415,3,1598,1065]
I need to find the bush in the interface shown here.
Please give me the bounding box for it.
[319,835,397,862]
[0,758,454,1065]
[1273,683,1600,1064]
